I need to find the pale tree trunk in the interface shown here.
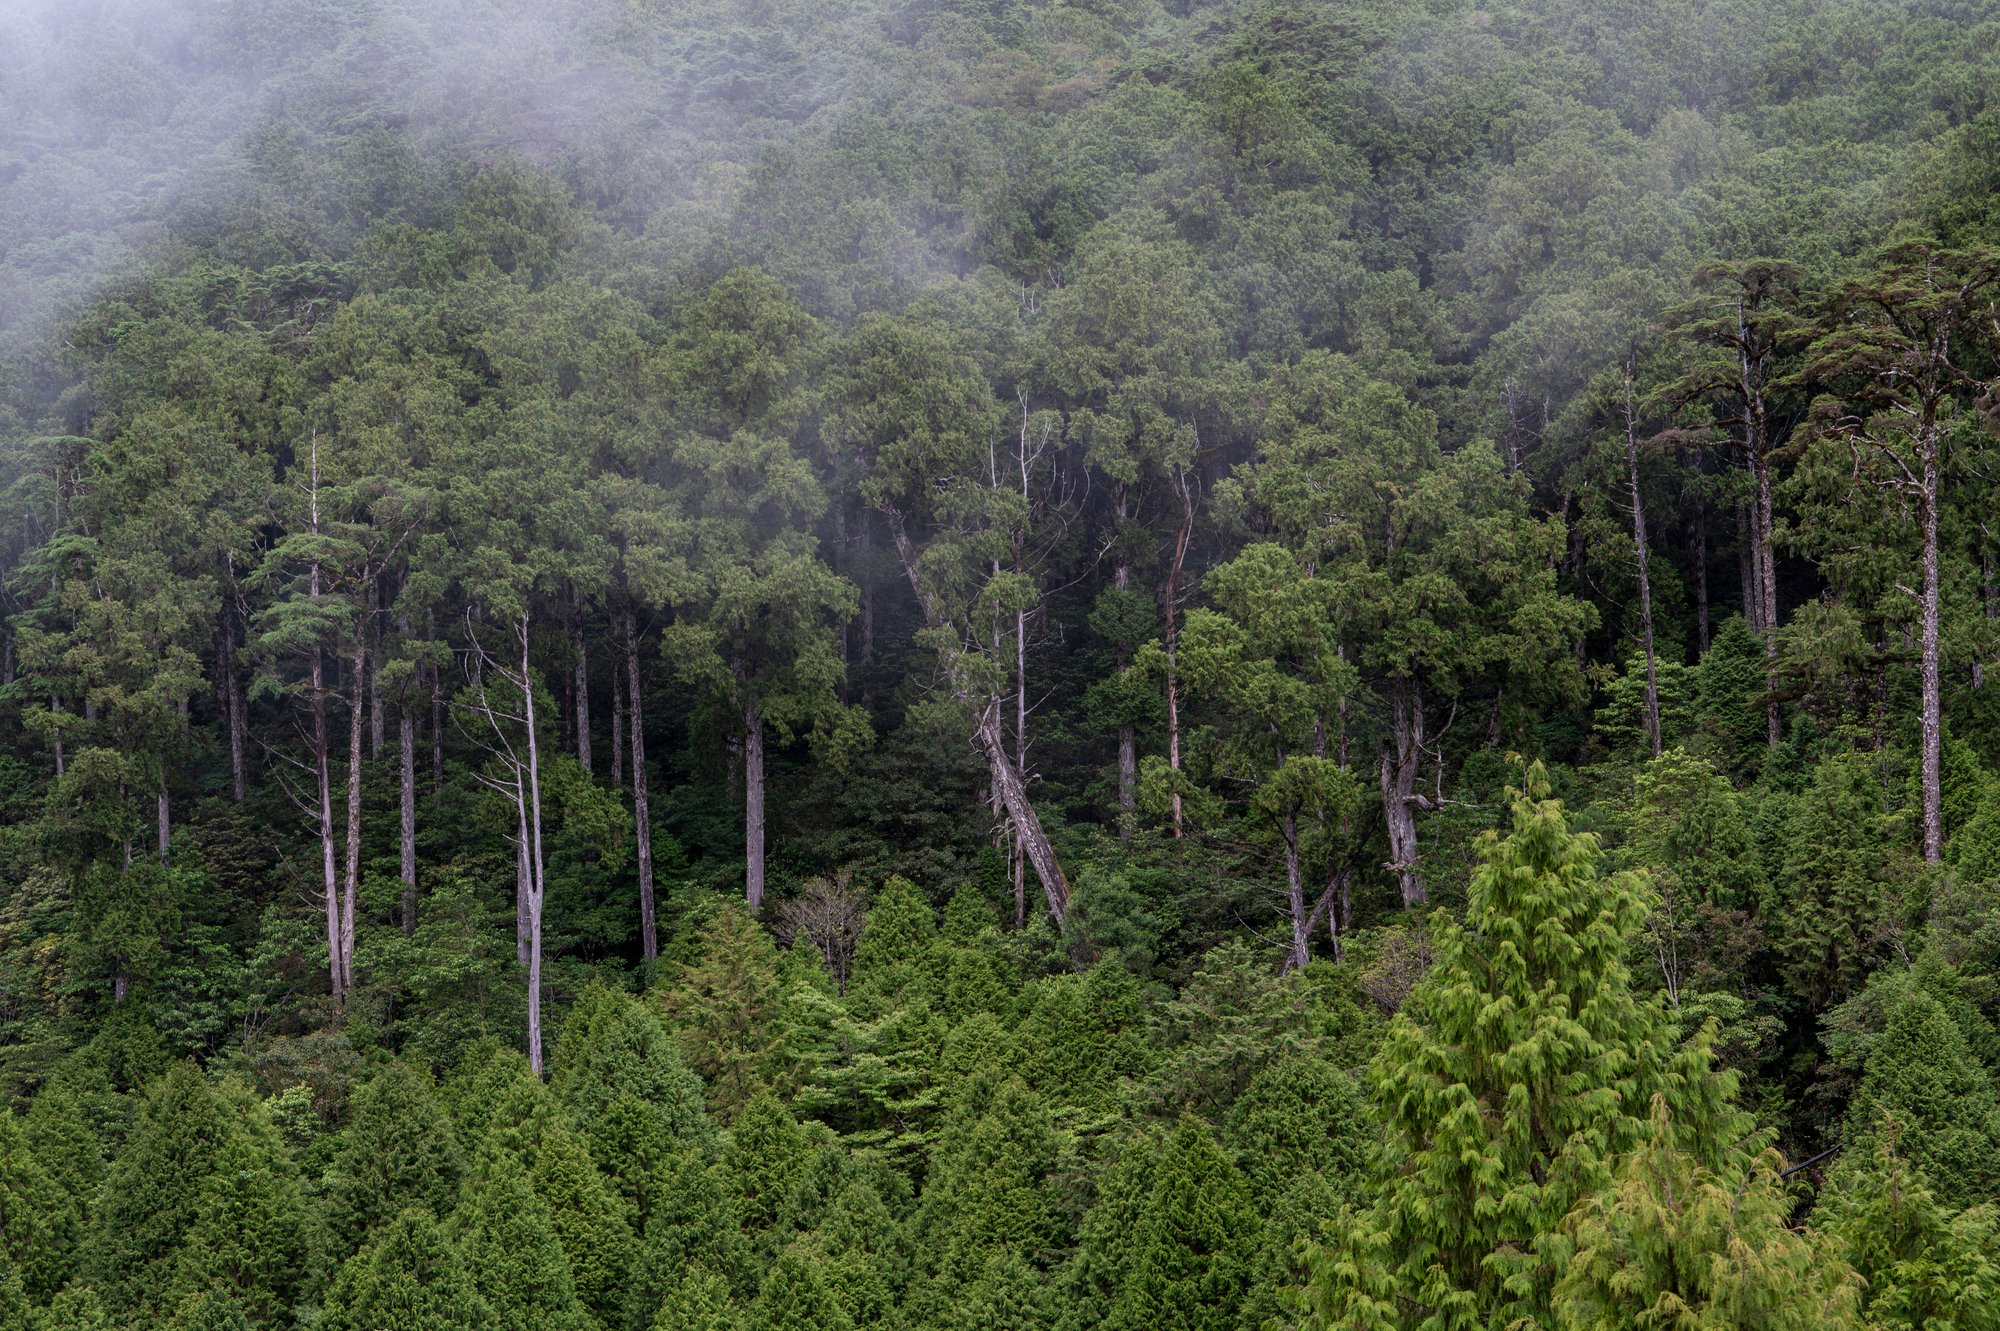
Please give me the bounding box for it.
[1281,807,1307,970]
[623,607,656,960]
[515,806,532,966]
[341,635,364,997]
[399,710,416,936]
[314,644,343,1001]
[572,590,592,774]
[1380,678,1425,907]
[520,613,548,1077]
[218,584,247,802]
[368,583,384,761]
[1919,441,1943,863]
[1739,506,1760,632]
[1163,466,1194,839]
[1623,364,1662,759]
[1114,561,1135,835]
[157,791,169,861]
[1754,453,1781,747]
[977,701,1068,920]
[744,699,765,912]
[1014,606,1029,927]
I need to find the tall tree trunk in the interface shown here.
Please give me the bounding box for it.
[572,590,592,774]
[341,634,364,997]
[219,586,247,802]
[744,699,765,912]
[1380,679,1425,906]
[1015,604,1029,926]
[156,790,169,861]
[1754,453,1781,748]
[516,807,532,966]
[1114,562,1135,835]
[624,607,656,961]
[1920,443,1943,863]
[520,613,548,1078]
[977,701,1069,921]
[368,582,384,761]
[1164,465,1194,839]
[399,710,416,936]
[49,697,62,776]
[1281,806,1309,971]
[1623,364,1662,759]
[314,645,343,1002]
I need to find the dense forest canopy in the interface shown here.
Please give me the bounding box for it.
[4,0,2000,1326]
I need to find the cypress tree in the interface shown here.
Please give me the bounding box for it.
[846,876,939,1012]
[1055,1135,1158,1331]
[659,905,784,1118]
[171,1091,309,1326]
[83,1062,234,1322]
[1555,1098,1863,1330]
[550,983,716,1184]
[319,1208,493,1331]
[1306,765,1752,1330]
[1820,1134,2000,1331]
[0,1110,76,1300]
[450,1153,594,1331]
[1838,986,2000,1209]
[20,1087,103,1219]
[530,1118,636,1330]
[1768,753,1896,1010]
[162,1291,253,1331]
[628,1149,751,1329]
[746,1243,855,1331]
[1104,1118,1256,1331]
[651,1266,742,1331]
[322,1061,465,1261]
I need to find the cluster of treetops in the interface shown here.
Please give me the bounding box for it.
[3,0,2000,1326]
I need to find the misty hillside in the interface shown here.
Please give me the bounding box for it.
[3,0,2000,1328]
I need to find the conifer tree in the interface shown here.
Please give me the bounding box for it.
[746,1243,855,1331]
[652,1265,742,1331]
[550,982,716,1178]
[628,1149,751,1328]
[163,1291,253,1331]
[320,1060,464,1263]
[1305,765,1751,1330]
[82,1062,233,1322]
[1819,1134,2000,1331]
[1104,1117,1257,1331]
[171,1091,308,1326]
[659,906,784,1118]
[1768,753,1898,1011]
[1554,1098,1862,1331]
[845,875,939,1012]
[319,1208,493,1331]
[1838,985,2000,1209]
[20,1088,101,1220]
[450,1153,594,1331]
[0,1111,75,1301]
[530,1118,636,1331]
[1056,1135,1158,1331]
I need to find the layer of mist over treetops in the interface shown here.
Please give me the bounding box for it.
[3,1,2000,1329]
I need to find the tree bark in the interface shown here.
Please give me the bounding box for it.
[218,585,247,802]
[400,710,417,936]
[572,590,592,775]
[1380,679,1425,906]
[1920,440,1943,863]
[977,701,1069,921]
[156,790,169,861]
[1163,465,1194,839]
[624,607,656,961]
[368,582,384,761]
[1623,364,1662,759]
[1114,562,1135,835]
[314,644,343,1002]
[744,699,765,912]
[520,613,548,1078]
[1739,505,1759,632]
[341,634,364,997]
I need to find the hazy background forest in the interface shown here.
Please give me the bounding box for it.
[3,0,2000,1327]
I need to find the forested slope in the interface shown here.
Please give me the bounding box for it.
[3,0,2000,1327]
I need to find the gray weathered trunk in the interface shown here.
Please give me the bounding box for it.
[744,699,765,912]
[400,710,417,936]
[624,608,656,960]
[1380,679,1425,906]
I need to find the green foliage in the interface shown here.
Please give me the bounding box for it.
[1837,985,2000,1210]
[1554,1098,1863,1331]
[660,906,784,1118]
[1104,1117,1257,1331]
[322,1061,465,1261]
[1306,768,1753,1330]
[319,1208,494,1331]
